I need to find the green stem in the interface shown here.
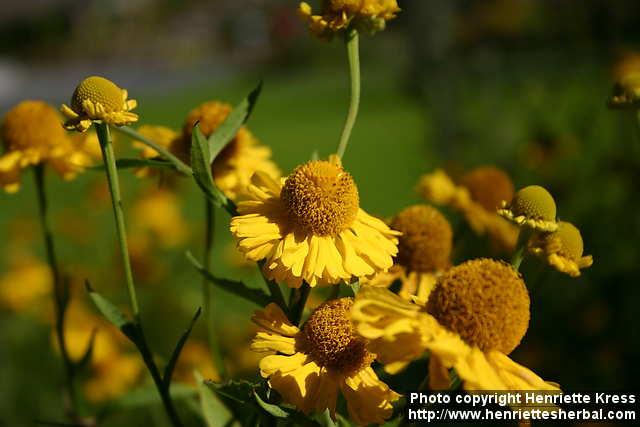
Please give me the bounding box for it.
[95,123,140,316]
[511,227,533,271]
[336,29,361,159]
[33,165,80,421]
[257,260,287,311]
[202,198,227,379]
[288,283,311,326]
[114,125,193,176]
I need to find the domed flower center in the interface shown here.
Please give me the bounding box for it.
[510,185,556,221]
[391,204,452,272]
[182,101,232,139]
[550,221,584,260]
[302,298,374,374]
[71,76,125,114]
[460,166,515,211]
[2,101,66,151]
[281,159,359,236]
[426,259,530,354]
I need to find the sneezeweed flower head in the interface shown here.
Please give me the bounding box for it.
[1,100,93,193]
[299,0,400,40]
[498,185,558,232]
[130,188,189,249]
[609,52,640,109]
[61,76,138,132]
[0,253,51,312]
[251,299,399,425]
[172,100,280,200]
[529,221,593,277]
[417,167,519,252]
[352,260,560,395]
[230,155,400,288]
[365,204,452,304]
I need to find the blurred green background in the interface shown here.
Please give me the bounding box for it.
[1,0,639,425]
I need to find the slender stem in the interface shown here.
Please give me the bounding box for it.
[33,166,80,420]
[95,123,140,316]
[96,123,182,427]
[336,29,361,159]
[202,198,227,379]
[257,260,287,311]
[288,283,311,326]
[114,125,193,176]
[511,227,533,271]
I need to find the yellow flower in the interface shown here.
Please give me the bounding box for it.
[417,167,519,252]
[1,100,93,193]
[609,52,640,109]
[498,185,558,232]
[130,188,189,249]
[364,204,452,304]
[298,0,400,39]
[85,354,144,402]
[352,259,560,396]
[172,100,280,200]
[172,341,221,384]
[529,221,593,277]
[230,155,400,288]
[61,76,138,132]
[132,125,179,178]
[0,254,51,312]
[251,299,399,425]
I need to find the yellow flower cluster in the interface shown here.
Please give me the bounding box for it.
[299,0,400,39]
[0,100,94,193]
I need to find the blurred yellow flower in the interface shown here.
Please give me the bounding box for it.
[131,125,179,178]
[417,167,519,252]
[364,204,452,304]
[0,254,51,312]
[352,260,560,395]
[61,76,138,132]
[610,52,640,109]
[172,341,220,384]
[230,156,400,287]
[0,100,93,193]
[252,299,399,425]
[299,0,400,39]
[529,221,593,277]
[172,100,280,200]
[130,187,189,249]
[85,354,144,402]
[498,185,558,232]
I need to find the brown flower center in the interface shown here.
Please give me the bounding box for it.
[426,259,530,354]
[281,159,359,236]
[391,204,452,272]
[302,298,374,374]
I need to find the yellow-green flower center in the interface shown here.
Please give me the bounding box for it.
[281,159,359,236]
[460,166,515,211]
[426,259,530,354]
[71,76,124,114]
[510,185,556,221]
[549,221,584,260]
[2,100,66,151]
[391,204,452,272]
[302,298,374,374]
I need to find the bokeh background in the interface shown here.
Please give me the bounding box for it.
[1,0,639,425]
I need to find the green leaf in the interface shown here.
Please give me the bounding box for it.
[208,81,263,164]
[163,307,202,388]
[253,391,290,418]
[89,158,175,171]
[348,279,360,296]
[85,280,136,341]
[191,124,229,208]
[106,383,197,411]
[319,409,337,427]
[206,379,256,404]
[196,371,236,427]
[186,251,271,307]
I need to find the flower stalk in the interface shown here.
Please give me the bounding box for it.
[511,227,533,271]
[336,28,361,159]
[289,282,311,326]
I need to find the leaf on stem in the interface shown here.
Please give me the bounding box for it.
[89,158,175,171]
[253,391,290,418]
[207,81,263,164]
[162,307,202,388]
[196,371,235,427]
[186,251,271,307]
[85,280,137,341]
[190,124,229,208]
[205,379,257,404]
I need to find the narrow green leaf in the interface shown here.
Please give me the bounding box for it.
[320,409,337,427]
[85,280,137,341]
[191,124,228,208]
[253,391,290,418]
[186,251,271,307]
[89,158,175,171]
[208,81,263,164]
[163,307,202,388]
[205,379,256,404]
[196,371,235,427]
